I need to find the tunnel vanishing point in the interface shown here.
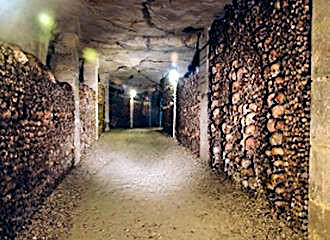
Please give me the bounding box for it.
[0,0,329,239]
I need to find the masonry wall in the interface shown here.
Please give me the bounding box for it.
[177,73,201,156]
[80,84,96,155]
[309,0,330,238]
[0,42,74,239]
[208,0,311,234]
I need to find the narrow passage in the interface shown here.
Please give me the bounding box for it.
[19,129,302,240]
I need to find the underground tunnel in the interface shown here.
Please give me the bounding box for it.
[0,0,329,239]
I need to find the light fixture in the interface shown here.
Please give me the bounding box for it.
[168,64,179,86]
[168,63,180,139]
[38,12,55,30]
[83,48,98,64]
[130,89,137,98]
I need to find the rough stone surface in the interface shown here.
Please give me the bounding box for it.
[51,32,81,166]
[1,0,232,90]
[161,77,174,136]
[0,42,74,239]
[17,129,304,240]
[75,0,232,90]
[309,0,330,239]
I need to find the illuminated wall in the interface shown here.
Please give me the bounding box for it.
[208,0,311,234]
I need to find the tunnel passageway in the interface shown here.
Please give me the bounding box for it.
[1,0,328,237]
[19,129,302,240]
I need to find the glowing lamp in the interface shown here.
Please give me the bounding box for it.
[38,13,55,30]
[130,89,137,98]
[83,48,98,64]
[169,68,179,86]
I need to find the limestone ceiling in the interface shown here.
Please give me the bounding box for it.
[1,0,231,91]
[67,0,232,90]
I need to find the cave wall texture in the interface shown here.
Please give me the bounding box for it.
[0,42,75,239]
[309,0,330,238]
[208,0,311,233]
[176,73,201,156]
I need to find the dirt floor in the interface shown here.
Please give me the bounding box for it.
[17,129,305,240]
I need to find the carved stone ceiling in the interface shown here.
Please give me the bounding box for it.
[69,0,232,90]
[1,0,231,91]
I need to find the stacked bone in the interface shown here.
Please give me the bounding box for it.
[0,42,74,239]
[79,84,96,155]
[98,83,105,136]
[208,0,311,234]
[161,78,174,136]
[177,73,200,156]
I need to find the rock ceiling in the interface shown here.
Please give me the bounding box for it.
[66,0,232,90]
[1,0,231,91]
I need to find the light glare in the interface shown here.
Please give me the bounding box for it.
[130,89,137,98]
[171,52,178,65]
[83,48,98,64]
[38,13,55,30]
[169,69,179,86]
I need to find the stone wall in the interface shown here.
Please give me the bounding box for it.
[177,73,201,156]
[0,42,74,239]
[79,84,96,155]
[309,0,330,239]
[208,0,311,234]
[98,83,105,136]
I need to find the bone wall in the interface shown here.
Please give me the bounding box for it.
[208,0,311,234]
[161,78,174,136]
[0,42,74,239]
[80,84,97,155]
[177,73,201,156]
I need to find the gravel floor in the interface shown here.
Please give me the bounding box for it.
[17,129,305,240]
